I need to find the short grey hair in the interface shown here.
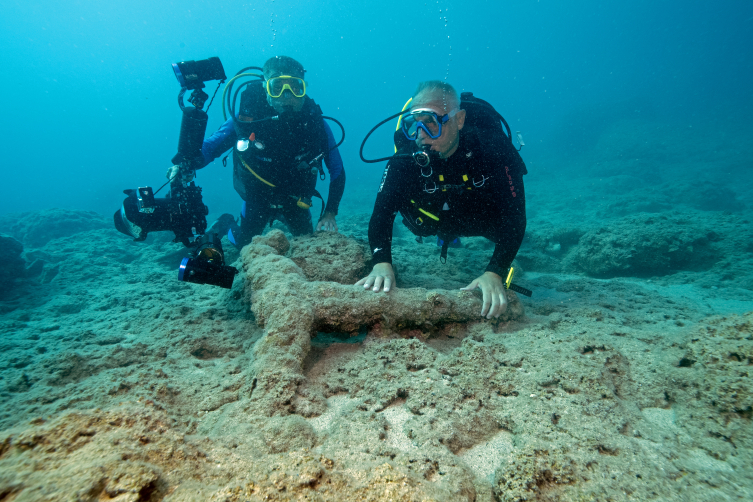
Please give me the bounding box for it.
[412,80,460,112]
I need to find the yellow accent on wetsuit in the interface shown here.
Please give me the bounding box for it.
[505,268,515,289]
[418,208,439,221]
[394,97,414,153]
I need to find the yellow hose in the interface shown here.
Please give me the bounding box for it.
[239,157,275,187]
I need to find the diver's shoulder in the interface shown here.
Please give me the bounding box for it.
[461,126,524,170]
[457,127,485,159]
[388,153,414,169]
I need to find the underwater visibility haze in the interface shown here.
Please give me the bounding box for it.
[0,0,752,500]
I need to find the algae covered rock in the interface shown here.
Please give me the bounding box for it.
[0,208,109,248]
[673,313,753,420]
[238,230,524,417]
[0,234,26,292]
[567,212,719,277]
[289,231,371,284]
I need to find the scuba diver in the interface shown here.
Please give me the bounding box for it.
[356,81,528,319]
[171,55,346,247]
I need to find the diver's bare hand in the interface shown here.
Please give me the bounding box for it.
[461,271,508,319]
[316,211,338,232]
[356,262,395,293]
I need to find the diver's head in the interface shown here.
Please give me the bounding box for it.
[410,81,466,159]
[263,56,306,114]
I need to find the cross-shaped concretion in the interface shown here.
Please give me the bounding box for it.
[239,230,524,416]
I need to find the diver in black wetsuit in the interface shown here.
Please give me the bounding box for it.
[171,56,345,247]
[357,81,527,319]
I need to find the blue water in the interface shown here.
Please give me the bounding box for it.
[1,0,751,219]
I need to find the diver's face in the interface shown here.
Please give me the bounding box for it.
[412,92,465,159]
[265,73,305,114]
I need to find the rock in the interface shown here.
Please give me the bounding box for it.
[670,181,745,212]
[675,314,753,420]
[0,407,180,501]
[239,230,524,416]
[0,404,477,501]
[567,213,719,277]
[0,208,109,248]
[288,231,371,284]
[0,234,26,294]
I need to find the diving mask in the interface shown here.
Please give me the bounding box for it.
[402,108,458,140]
[265,75,306,98]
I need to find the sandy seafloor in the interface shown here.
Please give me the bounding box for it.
[1,116,752,501]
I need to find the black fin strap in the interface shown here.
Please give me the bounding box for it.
[440,241,448,264]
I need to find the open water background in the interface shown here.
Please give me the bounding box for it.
[1,0,751,219]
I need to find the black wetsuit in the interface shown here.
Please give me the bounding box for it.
[368,127,526,276]
[200,84,345,246]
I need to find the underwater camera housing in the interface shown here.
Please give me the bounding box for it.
[114,182,208,247]
[179,233,236,289]
[172,57,226,91]
[112,55,237,288]
[113,183,238,289]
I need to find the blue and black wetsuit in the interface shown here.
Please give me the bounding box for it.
[368,127,526,276]
[199,91,345,247]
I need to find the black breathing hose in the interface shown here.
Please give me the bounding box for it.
[359,110,410,163]
[322,116,345,152]
[230,80,261,125]
[224,67,264,126]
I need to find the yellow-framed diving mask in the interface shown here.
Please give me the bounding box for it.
[265,75,306,98]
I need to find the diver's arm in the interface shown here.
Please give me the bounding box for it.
[324,170,345,215]
[466,195,523,318]
[367,161,403,268]
[322,121,345,215]
[357,166,401,292]
[368,205,397,267]
[359,184,398,292]
[458,174,523,318]
[199,118,237,169]
[485,174,527,276]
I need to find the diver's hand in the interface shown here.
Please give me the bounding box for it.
[166,165,181,182]
[316,211,338,232]
[166,165,194,185]
[356,262,395,293]
[461,271,508,319]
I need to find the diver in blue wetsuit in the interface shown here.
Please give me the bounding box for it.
[173,56,345,248]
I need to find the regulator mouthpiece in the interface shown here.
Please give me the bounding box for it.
[413,150,431,168]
